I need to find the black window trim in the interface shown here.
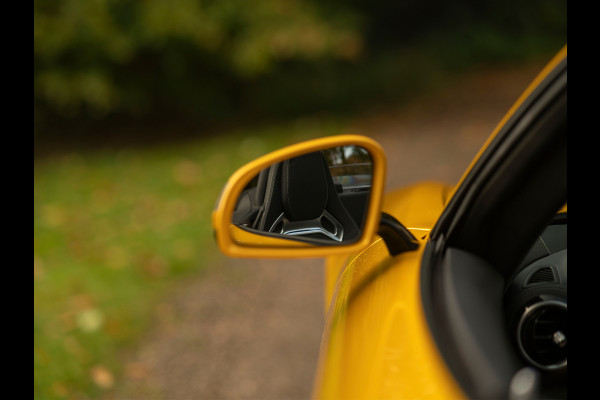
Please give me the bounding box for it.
[421,54,567,399]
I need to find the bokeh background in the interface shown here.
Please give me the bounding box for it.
[34,1,566,399]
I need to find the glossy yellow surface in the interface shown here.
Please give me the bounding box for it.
[315,47,567,399]
[212,135,388,258]
[323,182,452,307]
[228,225,311,248]
[316,181,464,399]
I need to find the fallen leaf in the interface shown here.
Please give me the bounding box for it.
[90,365,114,389]
[77,308,104,333]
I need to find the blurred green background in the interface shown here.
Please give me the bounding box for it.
[34,0,566,399]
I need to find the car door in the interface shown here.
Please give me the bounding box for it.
[313,47,566,400]
[421,47,567,399]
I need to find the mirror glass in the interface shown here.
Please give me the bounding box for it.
[231,146,373,246]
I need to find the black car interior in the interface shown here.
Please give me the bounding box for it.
[232,151,370,245]
[504,217,567,379]
[422,56,566,399]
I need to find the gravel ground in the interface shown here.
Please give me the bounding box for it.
[110,256,325,400]
[107,61,546,400]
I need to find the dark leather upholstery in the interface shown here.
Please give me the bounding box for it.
[256,151,360,242]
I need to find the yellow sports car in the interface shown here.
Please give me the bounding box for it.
[213,46,567,399]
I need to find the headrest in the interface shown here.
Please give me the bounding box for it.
[281,152,329,221]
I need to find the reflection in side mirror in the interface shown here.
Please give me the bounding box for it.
[232,146,373,245]
[212,135,386,258]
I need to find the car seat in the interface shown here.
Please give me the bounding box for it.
[255,151,361,243]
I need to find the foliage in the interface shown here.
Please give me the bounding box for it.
[33,117,345,399]
[34,0,362,124]
[34,0,566,135]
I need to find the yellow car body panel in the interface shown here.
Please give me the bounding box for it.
[315,47,567,399]
[318,182,462,399]
[323,182,452,307]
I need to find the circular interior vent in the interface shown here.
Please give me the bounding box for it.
[517,299,567,371]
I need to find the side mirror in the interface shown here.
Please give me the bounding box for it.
[212,135,387,257]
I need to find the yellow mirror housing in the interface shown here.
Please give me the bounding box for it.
[212,135,387,258]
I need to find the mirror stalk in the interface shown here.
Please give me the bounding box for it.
[378,212,419,256]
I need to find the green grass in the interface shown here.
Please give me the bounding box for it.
[33,119,346,399]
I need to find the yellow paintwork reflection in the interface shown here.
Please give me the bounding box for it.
[382,182,453,237]
[316,241,464,400]
[315,47,566,399]
[229,224,311,248]
[324,181,451,308]
[317,181,463,399]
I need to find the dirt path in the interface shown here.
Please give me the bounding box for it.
[111,255,325,400]
[107,60,546,400]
